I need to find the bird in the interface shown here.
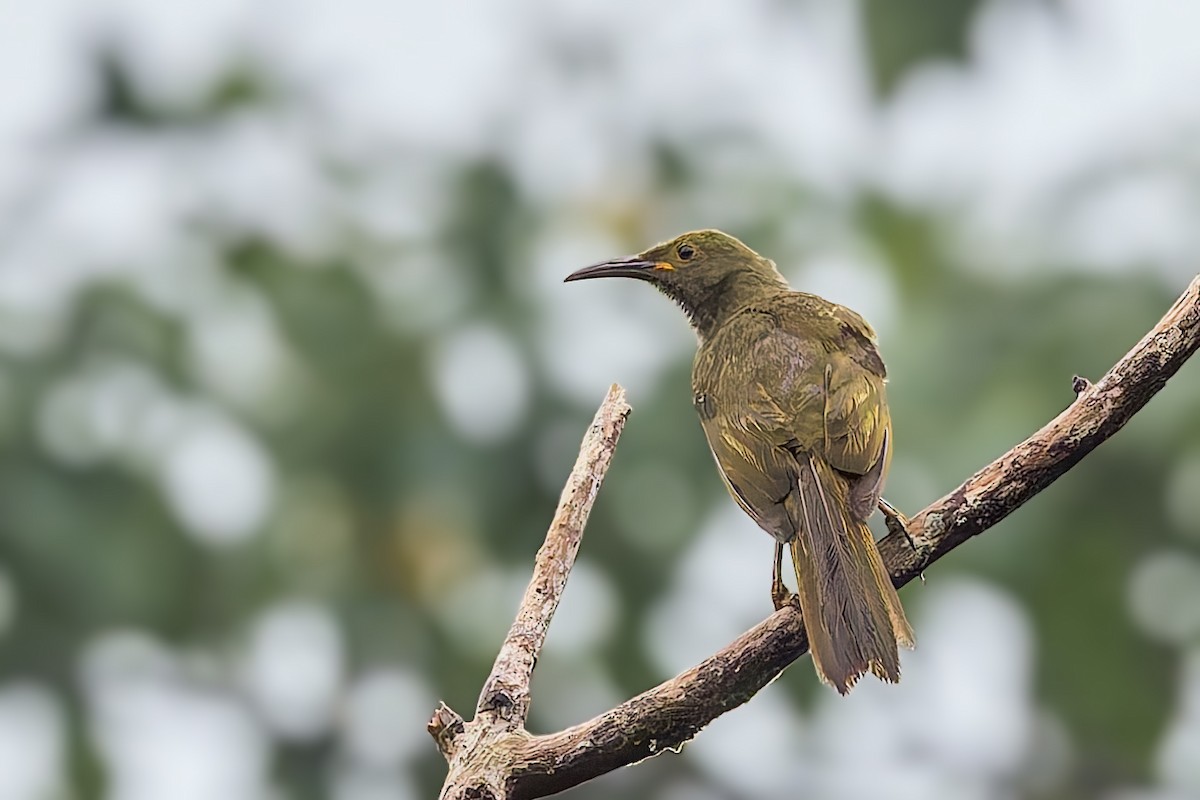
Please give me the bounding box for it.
[565,229,914,693]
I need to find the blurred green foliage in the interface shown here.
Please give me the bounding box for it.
[1,3,1200,800]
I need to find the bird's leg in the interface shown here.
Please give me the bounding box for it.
[770,542,793,610]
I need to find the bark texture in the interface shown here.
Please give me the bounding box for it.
[432,276,1200,799]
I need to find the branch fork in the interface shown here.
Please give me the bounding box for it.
[432,276,1200,799]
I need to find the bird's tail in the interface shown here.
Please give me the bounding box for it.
[788,454,914,694]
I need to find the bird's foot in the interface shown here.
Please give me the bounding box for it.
[771,580,797,611]
[878,497,916,550]
[770,542,797,610]
[883,501,926,582]
[878,497,926,583]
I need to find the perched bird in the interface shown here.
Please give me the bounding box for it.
[566,230,914,693]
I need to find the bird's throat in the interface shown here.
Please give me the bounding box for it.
[660,268,787,341]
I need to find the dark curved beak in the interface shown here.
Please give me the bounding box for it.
[564,255,664,283]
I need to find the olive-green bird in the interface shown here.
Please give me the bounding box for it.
[566,229,914,693]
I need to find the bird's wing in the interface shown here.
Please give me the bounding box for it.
[734,311,889,467]
[819,306,892,519]
[742,327,828,445]
[829,304,887,380]
[821,347,889,477]
[693,320,821,537]
[694,307,892,531]
[743,308,891,490]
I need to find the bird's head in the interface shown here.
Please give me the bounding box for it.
[565,229,788,338]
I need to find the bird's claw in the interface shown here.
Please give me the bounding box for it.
[878,497,918,552]
[771,581,797,611]
[878,497,926,582]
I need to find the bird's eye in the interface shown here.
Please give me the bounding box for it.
[677,243,695,261]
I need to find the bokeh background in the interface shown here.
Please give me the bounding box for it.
[2,1,1200,798]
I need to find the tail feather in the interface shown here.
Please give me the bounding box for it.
[787,454,914,694]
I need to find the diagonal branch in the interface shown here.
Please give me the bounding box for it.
[432,276,1200,800]
[429,383,631,799]
[475,383,631,730]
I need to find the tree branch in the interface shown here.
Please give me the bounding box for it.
[430,383,632,799]
[432,276,1200,799]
